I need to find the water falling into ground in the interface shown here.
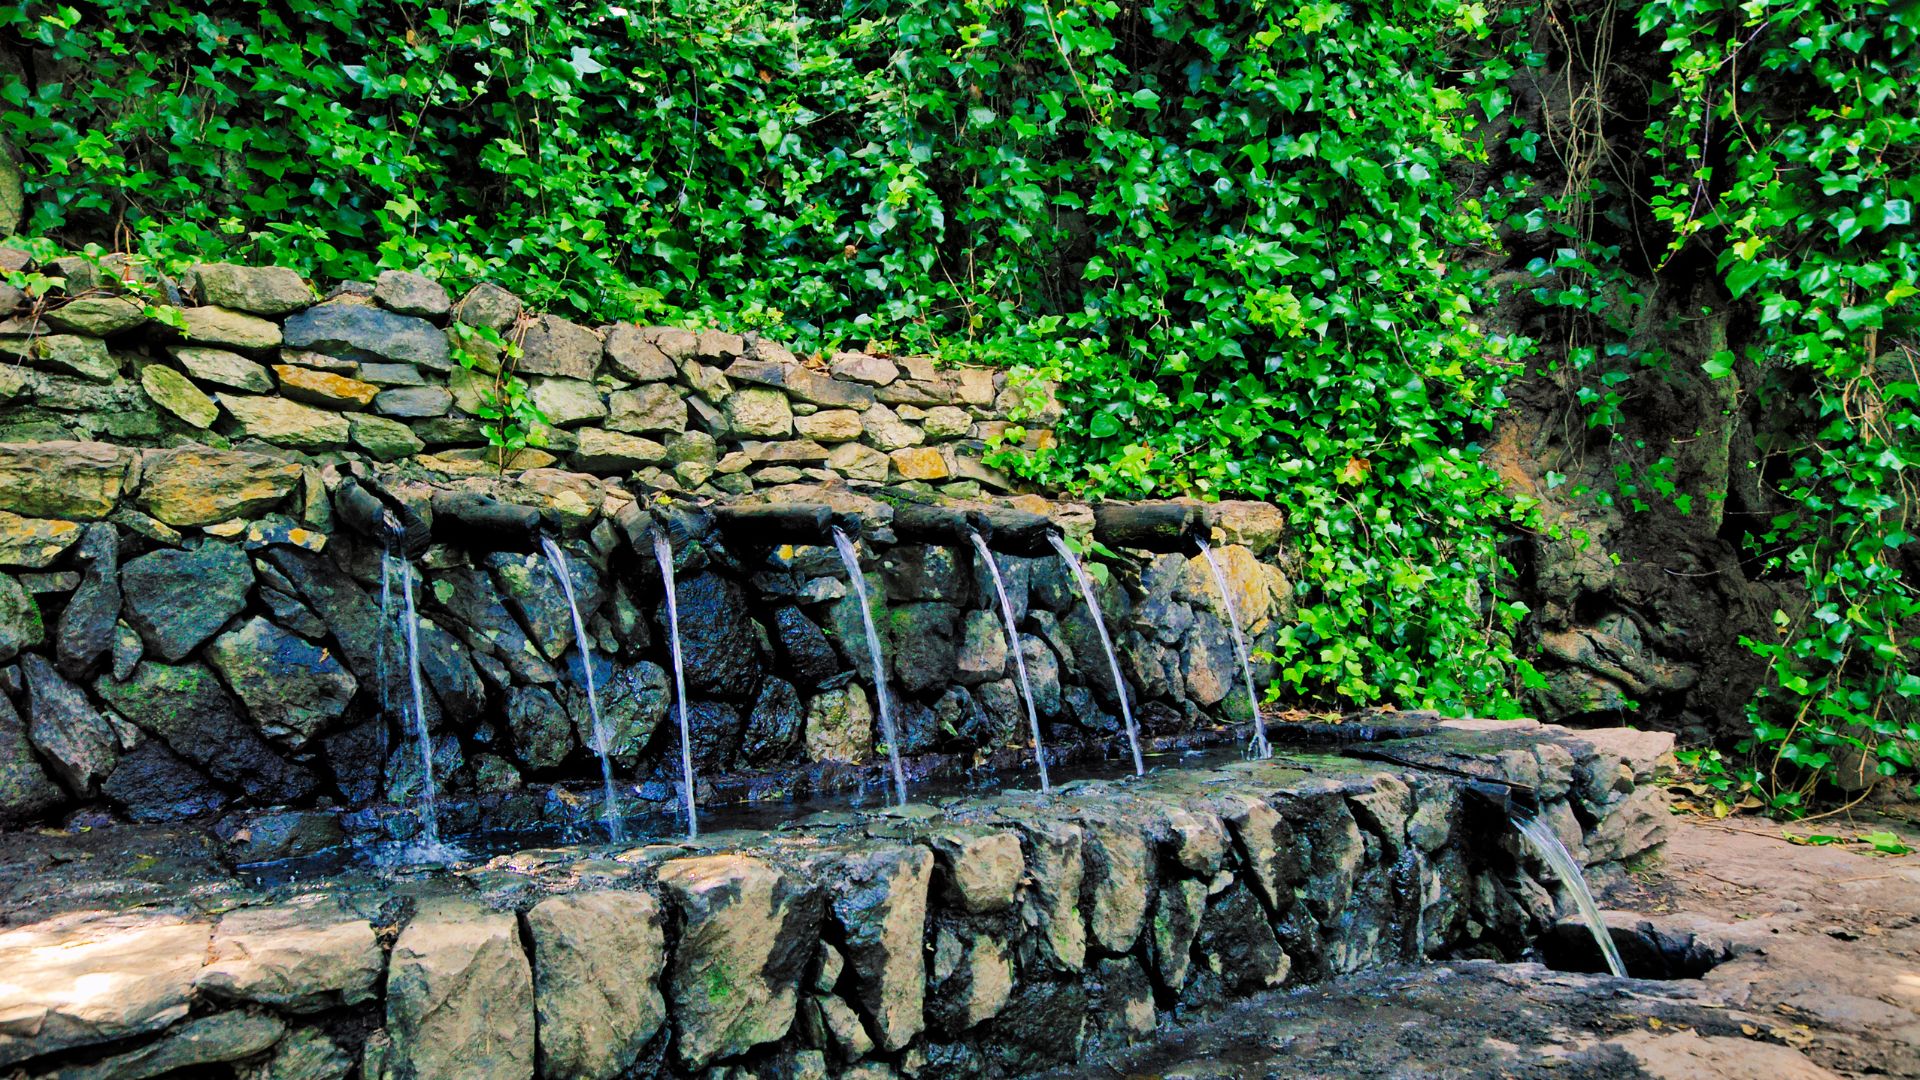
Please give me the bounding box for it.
[1048,532,1143,776]
[397,559,442,852]
[968,530,1050,793]
[1195,537,1270,759]
[1514,812,1627,977]
[540,535,622,840]
[831,527,909,805]
[650,527,700,839]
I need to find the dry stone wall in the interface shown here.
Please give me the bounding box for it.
[0,259,1056,494]
[0,258,1293,843]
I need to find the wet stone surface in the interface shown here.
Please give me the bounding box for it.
[0,723,1680,1079]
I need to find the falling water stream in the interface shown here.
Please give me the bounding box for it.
[968,530,1050,793]
[1048,532,1144,776]
[540,536,622,840]
[1514,813,1627,977]
[650,528,701,839]
[375,549,394,770]
[1195,537,1271,759]
[831,527,910,806]
[397,559,441,849]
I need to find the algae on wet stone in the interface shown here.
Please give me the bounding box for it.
[120,541,253,661]
[95,660,317,804]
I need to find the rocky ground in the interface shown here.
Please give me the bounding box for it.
[1050,807,1920,1080]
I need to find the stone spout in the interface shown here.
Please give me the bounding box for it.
[1090,501,1205,552]
[710,503,861,544]
[333,476,429,556]
[427,491,548,554]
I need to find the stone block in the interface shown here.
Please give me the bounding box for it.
[191,263,312,316]
[218,393,352,449]
[274,364,379,410]
[387,898,536,1080]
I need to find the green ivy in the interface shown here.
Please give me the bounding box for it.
[1537,0,1920,804]
[0,0,1542,716]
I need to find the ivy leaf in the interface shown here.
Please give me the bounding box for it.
[1088,412,1122,439]
[1702,350,1735,378]
[567,47,604,77]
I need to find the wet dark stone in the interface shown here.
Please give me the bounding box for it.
[323,719,387,806]
[882,544,971,604]
[1026,556,1077,611]
[933,686,986,747]
[590,657,669,768]
[685,699,742,773]
[120,541,252,662]
[970,680,1021,748]
[430,564,557,685]
[983,979,1087,1073]
[265,547,389,679]
[772,606,840,688]
[203,616,357,747]
[1059,594,1136,711]
[663,572,760,699]
[413,618,487,727]
[742,676,803,766]
[260,587,328,640]
[95,660,317,804]
[896,698,941,755]
[101,740,228,822]
[214,809,348,863]
[507,685,576,770]
[1017,633,1062,718]
[0,574,42,664]
[270,548,481,728]
[386,733,464,807]
[55,522,119,677]
[1062,686,1116,734]
[973,552,1031,626]
[1185,883,1290,1006]
[890,602,957,695]
[1087,955,1155,1038]
[20,653,118,797]
[484,548,605,662]
[1136,699,1185,736]
[0,690,66,827]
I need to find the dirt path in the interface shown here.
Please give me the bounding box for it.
[1052,809,1920,1079]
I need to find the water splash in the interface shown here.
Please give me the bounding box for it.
[1514,812,1627,977]
[968,530,1050,793]
[540,535,622,841]
[650,527,701,839]
[831,527,909,806]
[1195,537,1270,759]
[397,559,441,848]
[1048,532,1143,776]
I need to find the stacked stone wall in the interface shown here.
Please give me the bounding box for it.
[0,258,1292,842]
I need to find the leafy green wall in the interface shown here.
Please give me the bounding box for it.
[2,0,1914,800]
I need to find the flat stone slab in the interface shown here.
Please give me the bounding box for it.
[0,912,209,1067]
[196,893,381,1012]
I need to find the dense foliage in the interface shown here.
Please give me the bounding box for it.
[1634,0,1918,807]
[0,0,1533,716]
[1,0,1914,795]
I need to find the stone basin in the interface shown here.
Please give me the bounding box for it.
[0,719,1672,1079]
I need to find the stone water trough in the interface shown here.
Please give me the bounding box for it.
[0,720,1670,1080]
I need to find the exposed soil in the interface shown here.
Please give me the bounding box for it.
[1051,807,1920,1079]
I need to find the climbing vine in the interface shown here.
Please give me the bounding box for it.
[1634,0,1919,807]
[4,0,1913,777]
